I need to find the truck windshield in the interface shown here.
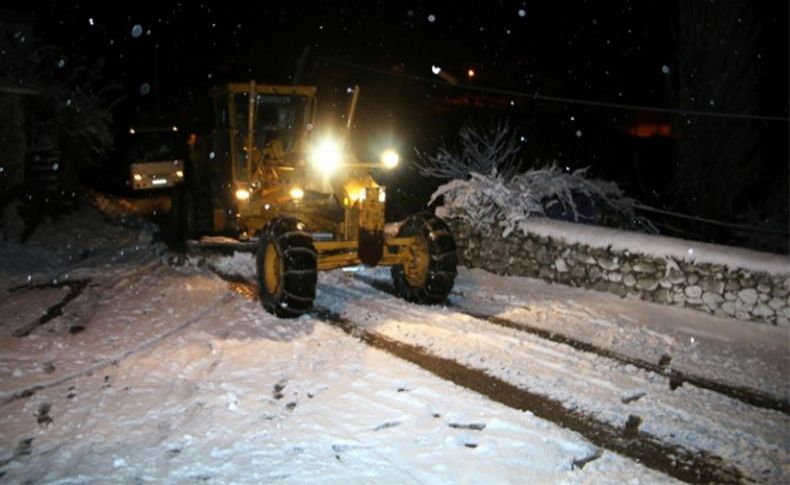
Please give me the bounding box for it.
[127,131,186,163]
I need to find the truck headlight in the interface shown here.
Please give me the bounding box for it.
[309,137,342,174]
[289,187,304,199]
[381,149,399,169]
[235,188,250,200]
[133,174,143,182]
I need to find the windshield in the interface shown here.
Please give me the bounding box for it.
[126,131,186,163]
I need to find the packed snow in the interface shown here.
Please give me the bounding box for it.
[1,202,788,483]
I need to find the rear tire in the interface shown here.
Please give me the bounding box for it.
[256,217,317,318]
[391,213,457,304]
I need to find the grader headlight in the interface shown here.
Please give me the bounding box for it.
[309,137,343,174]
[380,149,399,169]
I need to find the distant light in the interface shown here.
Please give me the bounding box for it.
[467,69,476,78]
[431,65,442,75]
[289,187,304,199]
[175,170,183,178]
[129,128,136,134]
[570,116,575,121]
[172,125,178,132]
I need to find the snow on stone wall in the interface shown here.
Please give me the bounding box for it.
[449,219,790,327]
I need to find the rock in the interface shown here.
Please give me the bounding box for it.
[724,292,737,301]
[783,307,790,319]
[752,304,774,318]
[735,311,751,321]
[769,298,784,310]
[701,279,724,295]
[777,317,789,328]
[588,266,603,281]
[574,253,597,265]
[636,278,658,291]
[757,282,772,293]
[668,271,686,285]
[607,272,623,283]
[555,258,569,273]
[739,278,754,288]
[633,263,656,274]
[724,280,740,292]
[738,288,759,305]
[658,278,672,289]
[702,292,723,307]
[687,274,700,285]
[597,256,620,271]
[686,298,703,306]
[654,289,672,304]
[570,266,586,280]
[684,286,703,298]
[673,293,686,304]
[623,274,637,287]
[722,302,736,316]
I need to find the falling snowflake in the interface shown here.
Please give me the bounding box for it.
[575,130,583,138]
[518,9,526,17]
[140,83,151,95]
[428,14,436,23]
[661,65,670,74]
[131,24,143,38]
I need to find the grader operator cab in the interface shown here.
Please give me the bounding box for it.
[178,81,457,317]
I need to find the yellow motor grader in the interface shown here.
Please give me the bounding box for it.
[177,81,457,317]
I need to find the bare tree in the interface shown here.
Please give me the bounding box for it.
[415,120,521,180]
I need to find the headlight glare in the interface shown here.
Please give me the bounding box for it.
[381,149,399,169]
[310,137,343,173]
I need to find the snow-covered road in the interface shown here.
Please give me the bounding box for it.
[0,203,787,483]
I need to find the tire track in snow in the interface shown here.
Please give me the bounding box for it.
[353,273,790,416]
[219,277,745,483]
[310,306,745,484]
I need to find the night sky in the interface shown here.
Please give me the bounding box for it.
[3,1,789,230]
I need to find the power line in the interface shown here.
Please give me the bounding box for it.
[320,57,790,123]
[635,204,789,236]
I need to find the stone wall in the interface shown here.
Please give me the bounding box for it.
[449,220,790,326]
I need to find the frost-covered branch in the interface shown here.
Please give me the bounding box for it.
[415,120,521,180]
[432,163,656,237]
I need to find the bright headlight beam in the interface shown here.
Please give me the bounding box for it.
[289,187,304,199]
[310,137,342,173]
[381,149,400,169]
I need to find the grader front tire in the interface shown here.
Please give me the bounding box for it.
[256,217,317,318]
[391,213,457,304]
